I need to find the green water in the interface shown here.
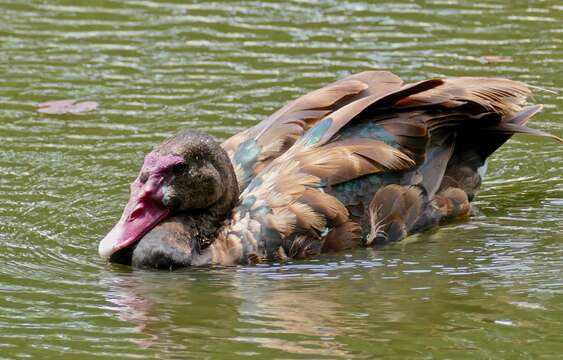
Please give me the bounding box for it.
[0,1,562,358]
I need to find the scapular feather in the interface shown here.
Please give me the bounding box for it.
[297,138,415,185]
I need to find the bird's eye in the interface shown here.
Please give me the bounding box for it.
[172,163,187,174]
[139,172,149,183]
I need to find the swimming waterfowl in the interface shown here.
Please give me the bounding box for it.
[99,71,561,268]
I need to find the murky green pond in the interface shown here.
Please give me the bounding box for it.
[1,1,562,358]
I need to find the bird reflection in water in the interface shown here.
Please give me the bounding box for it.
[104,274,160,348]
[103,268,352,357]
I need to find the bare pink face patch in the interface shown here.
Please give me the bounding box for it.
[98,152,185,259]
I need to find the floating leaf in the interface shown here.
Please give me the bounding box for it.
[481,56,513,64]
[37,100,98,114]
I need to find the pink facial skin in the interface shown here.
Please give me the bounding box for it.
[98,152,185,259]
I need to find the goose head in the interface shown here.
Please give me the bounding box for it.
[99,129,238,267]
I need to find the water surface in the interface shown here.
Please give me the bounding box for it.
[0,1,562,358]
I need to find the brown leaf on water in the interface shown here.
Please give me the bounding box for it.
[481,56,513,64]
[37,100,98,114]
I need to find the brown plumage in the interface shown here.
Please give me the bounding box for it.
[100,71,561,269]
[297,138,415,186]
[322,222,363,253]
[367,185,423,244]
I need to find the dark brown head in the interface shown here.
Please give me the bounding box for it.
[98,129,238,265]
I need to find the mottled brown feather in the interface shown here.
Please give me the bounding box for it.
[297,138,415,185]
[298,188,349,226]
[432,187,471,221]
[321,221,363,252]
[289,201,327,235]
[367,185,424,243]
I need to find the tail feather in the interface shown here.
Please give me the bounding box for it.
[505,104,543,126]
[489,104,561,143]
[488,122,563,144]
